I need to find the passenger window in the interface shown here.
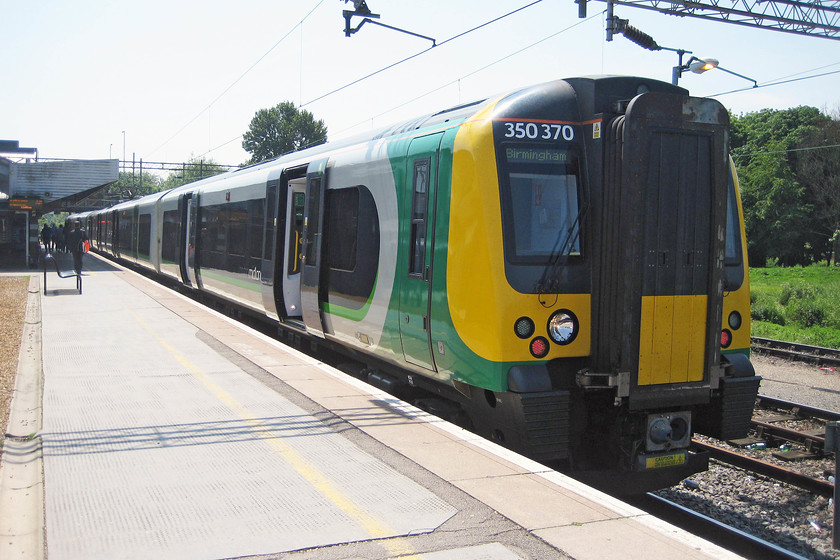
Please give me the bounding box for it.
[162,210,179,264]
[409,159,430,276]
[288,192,305,275]
[303,178,321,265]
[325,188,359,272]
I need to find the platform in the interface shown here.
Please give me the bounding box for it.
[1,255,745,559]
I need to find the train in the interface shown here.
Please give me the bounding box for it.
[73,75,760,493]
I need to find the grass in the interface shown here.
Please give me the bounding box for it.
[749,263,840,349]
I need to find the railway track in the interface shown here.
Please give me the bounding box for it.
[690,440,833,497]
[752,337,840,368]
[630,493,811,560]
[756,395,840,424]
[642,395,840,558]
[688,395,838,497]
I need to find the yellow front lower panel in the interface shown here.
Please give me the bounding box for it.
[638,295,707,385]
[447,107,591,362]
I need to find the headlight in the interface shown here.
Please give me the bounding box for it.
[547,310,577,345]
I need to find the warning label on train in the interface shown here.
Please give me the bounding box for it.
[645,453,687,469]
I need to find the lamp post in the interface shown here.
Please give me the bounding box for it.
[122,131,126,171]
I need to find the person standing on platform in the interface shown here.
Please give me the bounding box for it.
[41,224,53,252]
[54,225,65,253]
[65,220,89,274]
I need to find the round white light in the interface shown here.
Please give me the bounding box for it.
[547,310,577,345]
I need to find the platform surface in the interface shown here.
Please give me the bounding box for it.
[1,255,745,560]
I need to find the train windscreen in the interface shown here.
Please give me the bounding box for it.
[499,147,582,264]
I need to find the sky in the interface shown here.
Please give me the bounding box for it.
[2,0,839,173]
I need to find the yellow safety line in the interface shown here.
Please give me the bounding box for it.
[127,309,420,558]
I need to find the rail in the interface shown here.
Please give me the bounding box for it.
[629,493,809,560]
[756,394,840,423]
[752,337,840,368]
[690,440,833,497]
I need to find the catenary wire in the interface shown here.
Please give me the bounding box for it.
[299,1,544,108]
[710,67,840,98]
[200,1,548,159]
[333,10,604,138]
[149,0,327,159]
[732,142,840,161]
[198,4,840,161]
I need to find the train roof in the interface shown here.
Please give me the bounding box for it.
[86,74,690,214]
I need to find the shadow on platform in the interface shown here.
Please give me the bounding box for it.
[0,249,119,274]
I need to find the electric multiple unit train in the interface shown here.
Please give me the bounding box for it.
[74,75,760,493]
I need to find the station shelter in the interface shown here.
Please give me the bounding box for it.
[0,140,118,269]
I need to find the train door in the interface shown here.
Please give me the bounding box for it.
[261,177,281,320]
[282,178,306,318]
[113,210,121,258]
[183,193,200,288]
[299,159,329,338]
[398,133,443,371]
[179,193,194,286]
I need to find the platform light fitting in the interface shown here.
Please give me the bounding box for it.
[689,58,719,74]
[675,55,758,87]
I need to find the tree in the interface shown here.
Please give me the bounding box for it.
[796,118,840,265]
[242,101,327,164]
[731,107,829,266]
[738,142,812,266]
[104,171,163,201]
[160,156,227,191]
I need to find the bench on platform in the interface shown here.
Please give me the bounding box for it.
[43,252,82,294]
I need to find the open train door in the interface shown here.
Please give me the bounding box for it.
[260,173,282,320]
[280,176,306,318]
[398,133,443,371]
[299,158,329,338]
[178,192,198,287]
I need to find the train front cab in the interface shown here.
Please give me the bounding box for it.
[447,76,760,493]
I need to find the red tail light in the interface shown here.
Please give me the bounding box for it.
[530,337,549,358]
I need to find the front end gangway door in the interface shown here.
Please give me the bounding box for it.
[596,92,729,410]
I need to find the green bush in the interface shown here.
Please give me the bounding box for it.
[787,300,827,327]
[778,283,819,306]
[750,301,786,325]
